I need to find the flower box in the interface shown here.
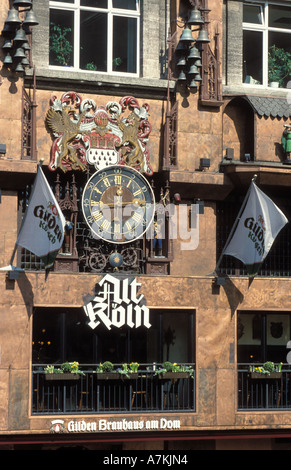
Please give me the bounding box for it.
[96,373,119,380]
[96,372,139,380]
[250,372,281,379]
[45,373,80,381]
[158,372,190,380]
[121,373,139,380]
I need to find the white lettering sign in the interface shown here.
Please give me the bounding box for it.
[63,418,180,433]
[83,274,151,330]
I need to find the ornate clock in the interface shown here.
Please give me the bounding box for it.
[82,165,155,244]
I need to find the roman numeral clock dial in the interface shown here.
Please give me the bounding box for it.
[82,166,155,244]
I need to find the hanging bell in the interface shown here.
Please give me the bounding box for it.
[14,27,27,43]
[14,47,26,59]
[177,56,187,67]
[188,6,204,25]
[23,10,39,26]
[2,40,13,50]
[189,79,198,90]
[15,63,25,73]
[5,8,21,25]
[188,45,201,61]
[178,70,187,81]
[179,25,194,43]
[176,41,188,54]
[196,29,210,43]
[2,24,16,36]
[194,59,202,67]
[22,41,31,51]
[13,0,33,7]
[21,57,30,66]
[3,53,13,65]
[188,64,199,75]
[193,73,202,82]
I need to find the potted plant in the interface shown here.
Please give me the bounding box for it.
[44,361,84,380]
[49,22,73,66]
[154,361,194,379]
[85,62,97,71]
[96,361,118,380]
[268,45,291,88]
[249,361,283,379]
[117,363,139,379]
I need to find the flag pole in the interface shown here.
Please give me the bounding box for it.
[214,174,257,276]
[9,159,45,268]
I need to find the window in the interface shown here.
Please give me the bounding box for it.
[49,0,140,75]
[32,308,195,365]
[243,2,291,88]
[237,311,291,363]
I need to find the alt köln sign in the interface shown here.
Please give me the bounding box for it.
[83,274,151,330]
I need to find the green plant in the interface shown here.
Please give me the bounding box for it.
[117,363,130,378]
[44,365,60,374]
[85,62,97,71]
[162,361,173,372]
[61,361,85,375]
[268,45,291,87]
[129,362,139,373]
[50,22,73,66]
[249,362,283,375]
[101,361,115,373]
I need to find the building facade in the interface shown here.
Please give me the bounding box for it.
[0,0,291,450]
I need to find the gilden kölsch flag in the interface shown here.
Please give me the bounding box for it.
[223,181,288,276]
[16,166,66,269]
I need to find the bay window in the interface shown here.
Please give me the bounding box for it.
[243,2,291,89]
[49,0,140,75]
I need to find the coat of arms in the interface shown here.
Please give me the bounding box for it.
[46,91,153,175]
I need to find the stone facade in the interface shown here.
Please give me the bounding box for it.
[0,0,291,451]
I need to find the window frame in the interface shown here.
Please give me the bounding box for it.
[49,0,140,77]
[243,0,291,89]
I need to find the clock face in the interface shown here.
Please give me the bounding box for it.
[82,165,155,244]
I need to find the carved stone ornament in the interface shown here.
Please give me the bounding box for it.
[46,92,153,176]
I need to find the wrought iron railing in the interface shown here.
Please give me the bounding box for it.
[32,364,196,415]
[238,364,291,411]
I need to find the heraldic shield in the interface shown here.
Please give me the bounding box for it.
[46,92,153,176]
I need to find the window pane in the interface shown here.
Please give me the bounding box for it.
[113,16,137,73]
[243,4,263,24]
[237,313,262,363]
[113,0,137,10]
[269,5,291,30]
[49,9,74,66]
[80,11,107,72]
[243,30,263,84]
[52,0,74,3]
[80,0,108,7]
[269,32,291,88]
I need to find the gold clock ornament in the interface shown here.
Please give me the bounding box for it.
[82,165,155,244]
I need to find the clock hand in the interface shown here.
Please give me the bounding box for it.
[98,199,146,208]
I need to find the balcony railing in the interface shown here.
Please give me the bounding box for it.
[238,364,291,411]
[32,364,196,415]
